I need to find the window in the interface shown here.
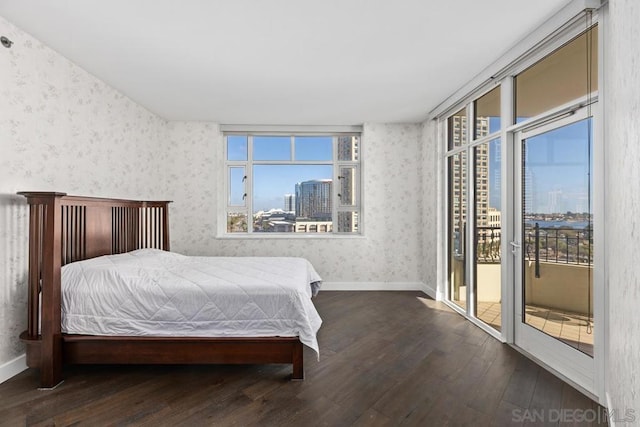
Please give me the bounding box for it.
[442,22,598,344]
[446,86,502,331]
[225,133,361,235]
[474,86,501,138]
[515,26,598,122]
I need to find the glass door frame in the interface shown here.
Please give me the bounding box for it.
[511,106,596,395]
[443,97,505,342]
[437,9,606,403]
[440,89,605,401]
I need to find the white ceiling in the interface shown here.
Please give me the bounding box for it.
[0,0,572,124]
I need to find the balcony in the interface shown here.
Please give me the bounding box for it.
[454,224,594,356]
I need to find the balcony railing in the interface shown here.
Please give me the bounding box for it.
[525,223,593,277]
[476,226,501,264]
[475,223,593,273]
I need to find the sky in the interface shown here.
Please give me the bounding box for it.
[227,136,335,212]
[485,116,592,215]
[523,118,592,215]
[229,117,591,216]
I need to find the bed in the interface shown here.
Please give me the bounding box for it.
[18,192,322,388]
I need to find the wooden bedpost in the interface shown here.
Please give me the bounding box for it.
[292,340,304,380]
[161,201,171,251]
[18,192,66,388]
[41,194,64,388]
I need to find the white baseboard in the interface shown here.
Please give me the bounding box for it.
[0,353,27,384]
[422,283,438,300]
[323,281,435,298]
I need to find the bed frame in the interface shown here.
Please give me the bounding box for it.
[18,192,304,389]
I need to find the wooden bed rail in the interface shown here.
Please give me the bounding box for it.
[18,192,171,388]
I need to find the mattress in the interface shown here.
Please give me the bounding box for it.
[61,249,323,354]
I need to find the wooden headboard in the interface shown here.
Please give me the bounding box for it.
[18,192,171,342]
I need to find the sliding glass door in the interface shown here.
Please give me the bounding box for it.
[443,22,601,397]
[474,137,502,331]
[513,110,595,391]
[446,87,502,333]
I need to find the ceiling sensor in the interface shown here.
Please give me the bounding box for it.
[1,36,13,48]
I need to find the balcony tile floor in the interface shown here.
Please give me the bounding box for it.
[524,304,594,356]
[476,301,502,331]
[476,302,594,357]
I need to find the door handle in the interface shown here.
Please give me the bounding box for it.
[509,241,521,254]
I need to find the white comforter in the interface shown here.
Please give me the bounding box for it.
[61,249,323,354]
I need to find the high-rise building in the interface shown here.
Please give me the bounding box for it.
[449,115,467,241]
[283,194,295,212]
[337,211,358,233]
[523,168,535,216]
[295,179,332,220]
[337,136,359,161]
[548,190,561,214]
[487,207,502,228]
[450,115,494,229]
[337,136,359,233]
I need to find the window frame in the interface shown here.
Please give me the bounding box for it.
[221,131,363,238]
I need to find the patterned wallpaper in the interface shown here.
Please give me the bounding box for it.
[0,13,435,370]
[0,15,169,365]
[164,121,219,253]
[605,0,640,417]
[420,119,439,297]
[166,122,425,285]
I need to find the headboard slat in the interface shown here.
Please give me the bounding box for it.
[27,203,43,338]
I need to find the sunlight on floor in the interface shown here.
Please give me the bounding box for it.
[421,297,593,357]
[417,297,456,314]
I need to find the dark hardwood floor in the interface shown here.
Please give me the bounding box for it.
[0,291,606,426]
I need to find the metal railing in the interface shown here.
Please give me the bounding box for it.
[475,223,593,273]
[476,226,501,264]
[525,223,593,277]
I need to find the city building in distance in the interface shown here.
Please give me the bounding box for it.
[283,194,295,212]
[295,179,332,221]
